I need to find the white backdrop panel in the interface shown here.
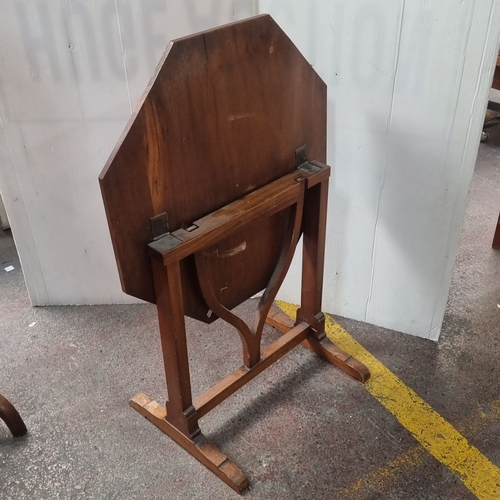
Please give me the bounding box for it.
[265,0,500,339]
[0,0,257,305]
[1,0,499,340]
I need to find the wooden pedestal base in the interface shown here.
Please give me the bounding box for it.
[266,306,370,383]
[130,393,249,493]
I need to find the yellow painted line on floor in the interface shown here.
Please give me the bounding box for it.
[343,446,426,495]
[276,302,500,500]
[343,399,500,496]
[460,399,500,435]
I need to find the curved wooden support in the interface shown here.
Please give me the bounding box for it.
[195,180,306,369]
[266,306,371,383]
[195,253,259,366]
[0,394,27,437]
[130,393,249,494]
[252,180,305,345]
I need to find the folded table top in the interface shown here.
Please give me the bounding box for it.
[99,14,326,307]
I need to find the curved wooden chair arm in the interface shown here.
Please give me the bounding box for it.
[493,211,500,249]
[0,394,27,437]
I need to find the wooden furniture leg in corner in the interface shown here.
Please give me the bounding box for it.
[125,161,370,493]
[493,212,500,249]
[0,394,27,437]
[126,163,367,493]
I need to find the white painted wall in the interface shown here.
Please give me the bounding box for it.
[0,0,257,305]
[0,0,498,339]
[0,195,9,230]
[270,0,500,339]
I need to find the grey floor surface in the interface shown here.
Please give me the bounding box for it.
[0,129,499,499]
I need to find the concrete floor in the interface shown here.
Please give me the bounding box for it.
[0,131,499,499]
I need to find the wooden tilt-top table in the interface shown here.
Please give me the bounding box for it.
[99,15,370,493]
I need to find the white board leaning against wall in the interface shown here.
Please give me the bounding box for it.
[0,196,9,230]
[0,0,257,305]
[267,0,500,339]
[0,0,499,340]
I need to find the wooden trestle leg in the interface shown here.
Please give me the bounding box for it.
[130,321,312,493]
[129,259,249,494]
[266,177,370,384]
[130,394,249,493]
[266,306,370,383]
[128,166,368,494]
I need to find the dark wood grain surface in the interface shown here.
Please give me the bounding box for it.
[493,211,500,249]
[100,16,371,493]
[99,14,326,306]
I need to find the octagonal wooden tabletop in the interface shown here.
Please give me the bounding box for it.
[99,14,326,309]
